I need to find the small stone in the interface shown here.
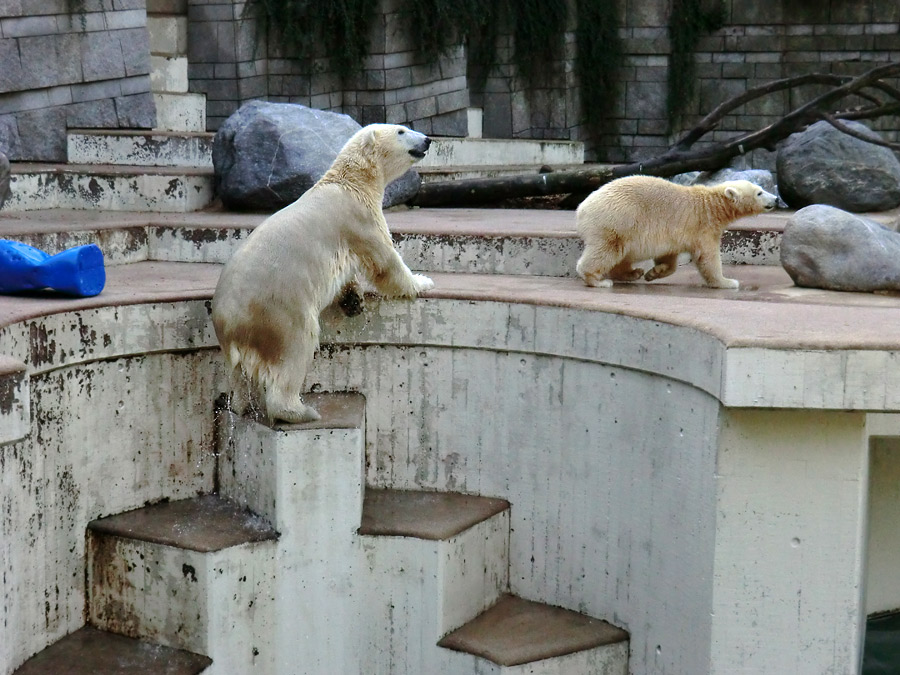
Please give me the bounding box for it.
[780,204,900,292]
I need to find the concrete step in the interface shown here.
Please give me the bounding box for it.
[154,92,207,132]
[358,489,511,672]
[67,130,214,168]
[438,594,629,674]
[5,163,214,212]
[217,392,368,674]
[151,54,189,93]
[12,625,211,675]
[420,137,584,168]
[418,162,592,184]
[87,495,278,672]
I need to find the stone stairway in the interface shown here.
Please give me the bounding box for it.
[4,1,215,213]
[14,392,629,674]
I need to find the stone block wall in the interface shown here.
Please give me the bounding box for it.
[598,0,900,163]
[187,0,468,135]
[0,0,155,162]
[472,23,581,142]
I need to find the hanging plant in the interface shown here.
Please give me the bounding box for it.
[251,0,380,78]
[248,0,624,143]
[403,0,487,63]
[667,0,726,131]
[576,0,622,136]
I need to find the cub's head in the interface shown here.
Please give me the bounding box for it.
[352,123,431,185]
[720,180,778,215]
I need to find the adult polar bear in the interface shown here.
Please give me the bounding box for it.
[212,123,434,424]
[576,175,777,289]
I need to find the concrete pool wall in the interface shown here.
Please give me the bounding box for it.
[1,211,899,674]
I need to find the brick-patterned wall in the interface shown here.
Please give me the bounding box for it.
[188,0,469,135]
[0,0,154,162]
[598,0,900,163]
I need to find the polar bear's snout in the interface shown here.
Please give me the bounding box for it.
[400,128,431,159]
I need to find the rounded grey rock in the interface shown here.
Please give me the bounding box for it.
[781,204,900,292]
[213,101,361,211]
[776,120,900,212]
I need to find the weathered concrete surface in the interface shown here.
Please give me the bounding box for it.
[1,247,899,674]
[5,165,214,212]
[88,497,277,674]
[67,131,215,168]
[359,489,509,540]
[0,355,28,445]
[12,626,211,675]
[438,594,628,667]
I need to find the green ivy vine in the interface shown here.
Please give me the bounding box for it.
[250,0,380,78]
[666,0,727,131]
[576,0,622,137]
[250,0,621,139]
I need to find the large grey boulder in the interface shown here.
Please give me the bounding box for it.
[781,204,900,292]
[213,101,420,211]
[776,120,900,212]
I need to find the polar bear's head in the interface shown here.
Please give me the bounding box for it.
[341,123,431,186]
[720,180,778,214]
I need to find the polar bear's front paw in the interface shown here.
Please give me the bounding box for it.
[715,278,740,290]
[412,273,434,294]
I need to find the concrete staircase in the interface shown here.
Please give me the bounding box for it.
[4,2,215,213]
[13,392,628,674]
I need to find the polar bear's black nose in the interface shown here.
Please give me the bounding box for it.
[424,137,432,148]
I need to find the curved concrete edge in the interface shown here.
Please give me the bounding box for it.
[0,263,897,418]
[0,355,28,445]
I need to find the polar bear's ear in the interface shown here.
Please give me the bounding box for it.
[357,126,378,154]
[724,186,739,201]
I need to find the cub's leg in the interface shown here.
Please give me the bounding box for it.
[644,253,679,282]
[693,239,739,289]
[575,243,621,288]
[607,259,645,282]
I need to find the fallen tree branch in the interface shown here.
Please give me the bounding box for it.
[411,62,900,208]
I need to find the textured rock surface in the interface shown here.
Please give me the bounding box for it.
[776,121,900,212]
[781,204,900,292]
[383,169,421,208]
[213,101,361,211]
[213,101,420,211]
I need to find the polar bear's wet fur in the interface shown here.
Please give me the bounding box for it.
[211,124,434,424]
[576,175,777,289]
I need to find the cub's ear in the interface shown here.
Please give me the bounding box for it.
[724,186,739,201]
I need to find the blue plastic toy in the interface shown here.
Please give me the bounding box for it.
[0,240,105,297]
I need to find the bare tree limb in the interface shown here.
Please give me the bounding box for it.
[821,112,900,151]
[411,62,900,208]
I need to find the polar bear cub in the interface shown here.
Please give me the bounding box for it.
[211,123,434,424]
[575,175,777,289]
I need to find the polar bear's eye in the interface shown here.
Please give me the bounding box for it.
[398,129,405,135]
[757,191,762,196]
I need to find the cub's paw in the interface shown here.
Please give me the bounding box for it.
[412,273,435,293]
[583,276,613,288]
[716,278,740,290]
